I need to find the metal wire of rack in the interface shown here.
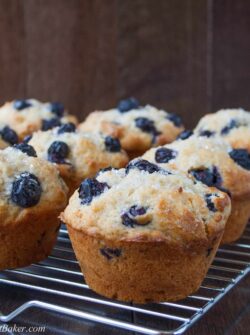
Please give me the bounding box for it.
[0,224,249,335]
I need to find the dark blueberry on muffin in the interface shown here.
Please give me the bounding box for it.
[189,166,222,188]
[177,130,193,140]
[155,148,178,163]
[126,159,161,174]
[78,178,109,205]
[100,247,122,260]
[199,130,215,137]
[117,97,140,113]
[121,213,137,228]
[129,205,147,217]
[104,136,121,152]
[42,118,61,131]
[23,134,32,143]
[221,119,240,135]
[205,194,218,212]
[135,117,158,134]
[0,126,18,145]
[13,99,32,110]
[14,143,37,157]
[57,122,76,134]
[11,172,42,208]
[49,102,64,118]
[229,149,250,170]
[166,112,183,127]
[48,141,69,164]
[122,205,150,228]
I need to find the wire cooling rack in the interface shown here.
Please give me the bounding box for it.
[0,224,249,335]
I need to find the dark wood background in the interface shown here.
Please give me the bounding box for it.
[0,0,250,128]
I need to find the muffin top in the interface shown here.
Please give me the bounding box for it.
[79,98,184,154]
[0,147,68,225]
[194,108,250,151]
[28,125,129,190]
[0,99,78,140]
[142,135,250,199]
[61,159,231,245]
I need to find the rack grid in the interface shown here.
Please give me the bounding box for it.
[0,224,249,335]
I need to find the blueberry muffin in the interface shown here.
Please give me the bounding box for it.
[28,124,129,195]
[194,108,250,151]
[61,160,231,303]
[79,98,184,158]
[0,125,18,149]
[0,146,68,270]
[0,99,78,141]
[143,135,250,244]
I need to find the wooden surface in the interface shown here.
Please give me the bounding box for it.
[0,0,250,128]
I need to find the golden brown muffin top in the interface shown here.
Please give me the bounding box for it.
[194,108,250,151]
[0,147,68,226]
[0,99,78,140]
[142,135,250,199]
[79,100,184,153]
[61,160,231,245]
[29,126,129,185]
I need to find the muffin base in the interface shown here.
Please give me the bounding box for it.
[68,225,222,303]
[221,198,250,244]
[0,211,61,270]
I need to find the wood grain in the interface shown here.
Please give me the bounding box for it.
[212,0,250,112]
[116,0,209,127]
[0,0,250,127]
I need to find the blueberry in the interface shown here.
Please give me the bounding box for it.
[117,97,140,113]
[155,148,177,163]
[23,134,32,143]
[121,213,137,228]
[14,143,37,157]
[199,130,215,137]
[229,149,250,170]
[104,136,121,152]
[78,178,109,205]
[42,118,61,131]
[121,206,149,228]
[57,122,76,134]
[49,102,64,117]
[129,205,147,217]
[48,141,69,163]
[0,126,18,145]
[189,166,222,188]
[13,99,32,110]
[166,113,183,127]
[205,194,218,212]
[221,119,239,135]
[135,117,158,134]
[126,159,161,174]
[177,130,193,140]
[100,248,122,260]
[11,172,42,208]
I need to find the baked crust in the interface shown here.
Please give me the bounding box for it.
[194,108,250,152]
[142,135,250,243]
[0,148,68,269]
[29,129,129,195]
[67,226,222,303]
[79,105,184,155]
[61,166,231,302]
[0,137,9,150]
[0,99,78,140]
